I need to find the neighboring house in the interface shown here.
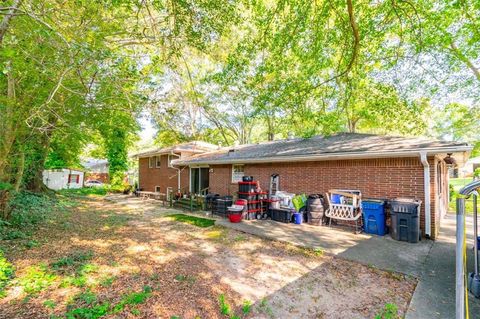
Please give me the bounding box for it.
[82,158,109,183]
[133,141,219,196]
[43,169,84,190]
[458,156,480,177]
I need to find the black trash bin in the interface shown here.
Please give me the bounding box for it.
[389,198,422,243]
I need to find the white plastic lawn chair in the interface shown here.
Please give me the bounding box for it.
[324,190,362,233]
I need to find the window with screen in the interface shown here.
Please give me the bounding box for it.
[156,156,161,168]
[231,164,245,183]
[149,157,154,168]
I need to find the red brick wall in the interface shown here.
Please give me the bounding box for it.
[209,157,443,238]
[138,155,189,193]
[85,173,109,183]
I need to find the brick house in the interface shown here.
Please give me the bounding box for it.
[137,133,472,239]
[83,158,109,183]
[135,141,219,195]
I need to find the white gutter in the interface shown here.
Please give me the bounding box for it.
[169,152,181,191]
[173,146,472,166]
[420,151,431,238]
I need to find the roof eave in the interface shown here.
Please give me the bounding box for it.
[172,146,473,166]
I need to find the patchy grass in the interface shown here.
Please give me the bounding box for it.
[58,187,108,197]
[0,196,416,319]
[64,286,152,318]
[167,214,215,228]
[51,250,94,272]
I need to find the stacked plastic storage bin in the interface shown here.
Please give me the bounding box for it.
[238,181,260,220]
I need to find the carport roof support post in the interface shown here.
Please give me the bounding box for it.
[455,197,465,319]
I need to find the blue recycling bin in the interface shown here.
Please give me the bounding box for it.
[362,200,386,236]
[293,213,303,224]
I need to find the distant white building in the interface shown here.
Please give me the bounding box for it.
[459,156,480,177]
[42,169,84,190]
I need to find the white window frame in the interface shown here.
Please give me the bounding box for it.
[231,164,245,183]
[155,186,161,193]
[168,154,179,168]
[155,155,161,168]
[148,157,154,168]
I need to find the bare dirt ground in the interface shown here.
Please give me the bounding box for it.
[0,196,416,319]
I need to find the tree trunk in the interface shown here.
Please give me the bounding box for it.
[0,0,23,44]
[13,149,25,191]
[29,134,51,192]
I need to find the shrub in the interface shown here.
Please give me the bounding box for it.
[474,168,480,179]
[4,192,55,228]
[449,183,455,201]
[0,191,59,240]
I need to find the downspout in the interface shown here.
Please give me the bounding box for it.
[420,152,431,238]
[170,152,181,191]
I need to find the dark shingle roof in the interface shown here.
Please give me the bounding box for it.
[174,133,471,165]
[133,141,218,158]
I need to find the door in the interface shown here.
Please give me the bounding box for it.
[190,167,209,194]
[200,167,209,193]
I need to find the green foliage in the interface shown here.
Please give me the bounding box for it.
[474,168,480,178]
[218,294,231,316]
[242,300,252,315]
[0,192,60,240]
[167,214,215,228]
[0,250,15,297]
[18,265,57,295]
[51,250,93,272]
[99,276,115,288]
[7,192,55,227]
[0,183,13,191]
[43,299,56,309]
[112,285,152,313]
[58,187,108,197]
[374,303,400,319]
[51,251,97,288]
[66,301,111,319]
[104,128,131,187]
[449,183,455,202]
[64,286,152,319]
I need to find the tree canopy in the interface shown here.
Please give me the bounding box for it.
[1,0,479,209]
